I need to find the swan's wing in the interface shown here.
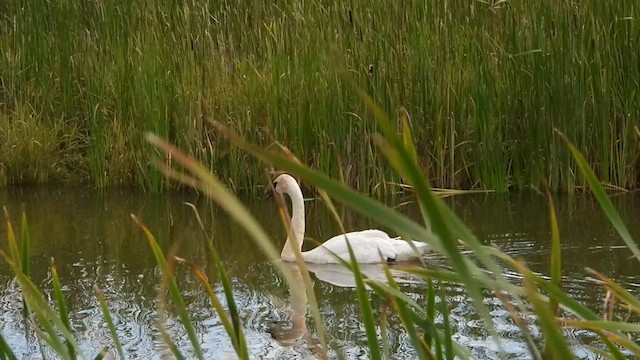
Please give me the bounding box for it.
[344,229,394,240]
[342,232,429,261]
[306,233,397,263]
[302,230,428,263]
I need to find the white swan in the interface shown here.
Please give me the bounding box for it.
[272,174,429,264]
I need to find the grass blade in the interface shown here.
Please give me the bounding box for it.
[95,286,126,360]
[517,261,574,360]
[440,286,453,360]
[51,260,75,359]
[533,276,635,354]
[378,266,430,359]
[380,305,390,360]
[192,266,244,357]
[495,249,635,355]
[346,243,381,360]
[543,191,562,357]
[584,330,640,357]
[404,267,463,284]
[425,279,436,349]
[405,305,475,359]
[131,216,204,360]
[157,322,187,360]
[557,129,640,262]
[0,332,18,360]
[29,324,71,359]
[563,320,640,333]
[586,268,640,314]
[399,107,418,167]
[3,207,20,266]
[183,202,249,359]
[204,247,249,359]
[546,191,561,314]
[0,253,77,359]
[583,344,624,360]
[495,290,542,360]
[367,281,423,311]
[20,208,31,277]
[92,347,108,360]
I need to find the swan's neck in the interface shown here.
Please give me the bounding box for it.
[281,186,305,262]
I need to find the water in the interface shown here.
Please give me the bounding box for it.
[0,187,638,359]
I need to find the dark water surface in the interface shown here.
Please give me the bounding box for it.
[0,187,638,359]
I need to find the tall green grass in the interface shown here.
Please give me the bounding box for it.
[1,0,639,191]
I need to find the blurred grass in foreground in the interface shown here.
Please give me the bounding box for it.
[1,111,640,358]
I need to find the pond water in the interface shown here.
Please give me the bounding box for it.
[0,187,638,359]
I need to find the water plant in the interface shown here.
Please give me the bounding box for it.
[1,0,639,191]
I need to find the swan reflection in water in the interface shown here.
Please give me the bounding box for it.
[267,262,311,348]
[268,260,423,349]
[269,260,323,358]
[305,262,423,288]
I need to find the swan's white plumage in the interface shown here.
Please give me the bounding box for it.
[273,174,429,264]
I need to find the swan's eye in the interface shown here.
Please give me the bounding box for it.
[272,181,278,189]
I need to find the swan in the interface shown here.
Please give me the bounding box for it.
[272,174,429,264]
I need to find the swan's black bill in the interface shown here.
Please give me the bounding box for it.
[262,183,276,199]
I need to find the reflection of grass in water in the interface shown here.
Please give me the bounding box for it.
[2,1,640,191]
[2,128,640,359]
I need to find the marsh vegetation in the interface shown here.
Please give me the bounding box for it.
[1,1,639,192]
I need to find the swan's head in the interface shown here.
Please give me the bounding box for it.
[273,174,299,196]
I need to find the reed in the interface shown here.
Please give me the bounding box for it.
[0,0,638,192]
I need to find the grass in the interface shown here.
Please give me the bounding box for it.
[0,106,83,186]
[1,0,639,192]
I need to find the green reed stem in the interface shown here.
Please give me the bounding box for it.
[95,286,126,360]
